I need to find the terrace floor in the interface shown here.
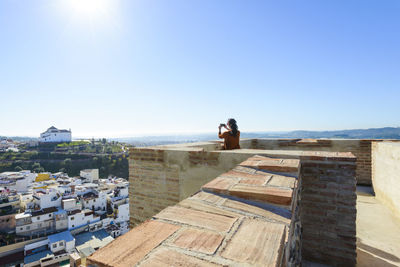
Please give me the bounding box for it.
[356,186,400,267]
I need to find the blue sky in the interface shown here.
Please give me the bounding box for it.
[1,0,399,137]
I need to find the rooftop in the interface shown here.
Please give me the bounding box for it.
[47,230,74,244]
[75,229,114,256]
[24,249,53,264]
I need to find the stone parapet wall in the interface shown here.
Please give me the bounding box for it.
[101,146,358,267]
[371,141,400,219]
[129,147,256,226]
[245,138,399,185]
[299,152,357,266]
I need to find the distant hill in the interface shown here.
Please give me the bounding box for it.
[113,127,400,146]
[0,136,38,142]
[3,127,400,147]
[275,127,400,139]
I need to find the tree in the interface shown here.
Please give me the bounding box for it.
[32,162,41,169]
[14,166,22,172]
[32,162,44,173]
[63,158,72,166]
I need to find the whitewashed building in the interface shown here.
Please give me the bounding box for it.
[24,231,75,267]
[67,209,100,230]
[39,126,71,143]
[15,207,58,236]
[80,169,99,183]
[33,189,62,210]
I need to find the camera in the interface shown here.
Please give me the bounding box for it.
[219,123,226,127]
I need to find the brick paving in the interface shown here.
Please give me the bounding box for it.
[88,155,299,267]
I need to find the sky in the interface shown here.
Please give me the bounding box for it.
[0,0,399,138]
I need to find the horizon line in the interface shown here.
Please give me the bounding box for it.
[2,126,400,139]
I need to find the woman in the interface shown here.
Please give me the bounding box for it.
[218,118,240,150]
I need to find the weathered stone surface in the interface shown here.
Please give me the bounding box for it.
[87,220,179,267]
[239,177,268,185]
[222,169,270,180]
[154,206,237,232]
[202,176,236,194]
[268,174,296,188]
[239,155,300,173]
[178,198,240,218]
[228,184,293,205]
[140,247,221,267]
[190,191,224,204]
[222,199,290,224]
[221,219,286,266]
[173,228,224,254]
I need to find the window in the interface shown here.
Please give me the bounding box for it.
[20,227,23,231]
[26,226,30,230]
[71,217,74,220]
[72,224,75,228]
[49,214,51,217]
[59,241,64,246]
[37,216,40,220]
[53,243,57,248]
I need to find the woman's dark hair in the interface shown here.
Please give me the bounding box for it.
[228,118,238,137]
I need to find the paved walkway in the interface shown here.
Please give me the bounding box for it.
[356,186,400,266]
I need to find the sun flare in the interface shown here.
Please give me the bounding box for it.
[64,0,113,22]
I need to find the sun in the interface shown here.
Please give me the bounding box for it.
[63,0,113,22]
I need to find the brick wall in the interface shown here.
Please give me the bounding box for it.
[129,143,359,265]
[299,153,357,266]
[246,138,400,185]
[129,148,180,226]
[129,147,248,227]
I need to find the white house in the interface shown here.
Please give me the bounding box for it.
[81,190,107,212]
[15,207,58,236]
[67,209,100,230]
[40,126,71,143]
[33,189,61,210]
[80,169,99,183]
[24,231,75,267]
[115,202,129,223]
[48,230,75,253]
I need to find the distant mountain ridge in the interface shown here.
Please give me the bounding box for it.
[113,127,400,146]
[277,127,400,139]
[3,127,400,146]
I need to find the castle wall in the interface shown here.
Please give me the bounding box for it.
[129,144,358,266]
[244,138,400,185]
[129,147,254,226]
[372,141,400,219]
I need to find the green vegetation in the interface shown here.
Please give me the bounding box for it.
[57,140,89,147]
[0,139,131,178]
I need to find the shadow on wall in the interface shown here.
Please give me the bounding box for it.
[357,238,400,267]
